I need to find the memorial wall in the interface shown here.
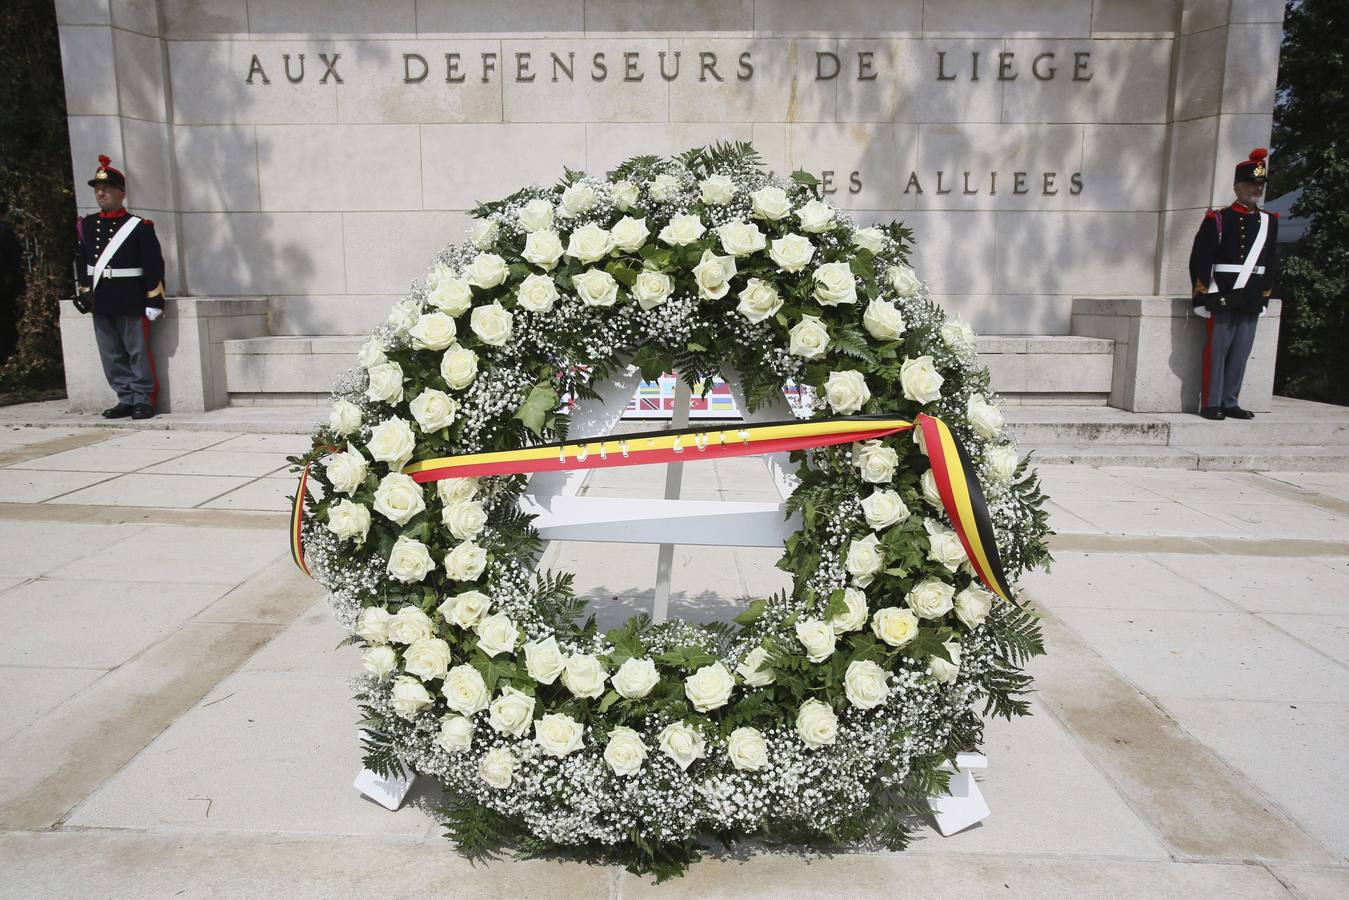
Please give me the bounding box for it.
[58,0,1284,341]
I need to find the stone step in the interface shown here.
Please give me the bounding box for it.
[1027,443,1349,472]
[224,336,363,399]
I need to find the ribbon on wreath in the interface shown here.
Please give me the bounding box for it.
[289,415,1014,601]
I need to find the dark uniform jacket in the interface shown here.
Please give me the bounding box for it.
[1188,203,1279,316]
[77,209,166,318]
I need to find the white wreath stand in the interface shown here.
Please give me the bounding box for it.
[353,366,989,835]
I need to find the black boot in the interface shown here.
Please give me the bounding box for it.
[102,403,134,419]
[1200,407,1226,421]
[131,404,155,420]
[1222,405,1255,419]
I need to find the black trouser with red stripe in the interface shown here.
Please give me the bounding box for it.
[1202,309,1258,410]
[93,313,158,408]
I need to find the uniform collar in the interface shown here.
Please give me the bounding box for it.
[1231,202,1256,214]
[97,207,129,219]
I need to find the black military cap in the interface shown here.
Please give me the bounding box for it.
[88,154,126,191]
[1234,148,1268,184]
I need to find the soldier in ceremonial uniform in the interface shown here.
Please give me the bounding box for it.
[76,155,166,419]
[1189,147,1280,420]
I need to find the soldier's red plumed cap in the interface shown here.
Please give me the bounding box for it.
[1234,148,1268,184]
[88,154,126,191]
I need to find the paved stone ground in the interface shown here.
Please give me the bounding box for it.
[0,418,1347,898]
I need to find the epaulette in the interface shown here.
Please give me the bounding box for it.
[142,218,155,226]
[1204,209,1218,220]
[1271,211,1280,219]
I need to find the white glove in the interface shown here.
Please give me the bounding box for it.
[145,307,162,322]
[1194,306,1211,319]
[1259,307,1268,318]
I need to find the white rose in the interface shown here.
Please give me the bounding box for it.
[573,268,620,307]
[440,346,479,390]
[823,369,870,414]
[941,319,977,356]
[768,233,816,272]
[900,355,944,405]
[925,518,969,572]
[852,227,887,253]
[322,443,368,495]
[466,253,508,289]
[329,399,363,437]
[437,476,479,505]
[907,576,956,619]
[796,199,835,233]
[929,640,962,684]
[699,173,737,205]
[390,675,432,719]
[887,264,922,297]
[564,222,614,264]
[610,216,650,253]
[736,278,783,323]
[560,181,596,215]
[812,261,857,306]
[966,393,1004,439]
[861,488,910,529]
[408,311,458,351]
[648,172,681,201]
[355,607,392,644]
[488,686,536,738]
[692,250,736,300]
[871,606,920,647]
[534,712,584,757]
[437,714,474,752]
[612,180,639,211]
[386,535,435,583]
[921,469,944,508]
[716,219,767,257]
[362,644,396,679]
[358,335,387,370]
[438,589,491,630]
[684,662,734,712]
[987,444,1019,484]
[560,653,607,699]
[735,647,775,687]
[788,315,830,359]
[469,218,498,249]
[444,539,488,582]
[657,213,706,246]
[862,298,906,340]
[470,301,513,347]
[523,636,565,685]
[387,605,434,644]
[657,722,706,771]
[365,361,404,404]
[428,275,473,316]
[955,585,994,630]
[517,197,554,232]
[475,612,518,657]
[443,663,489,715]
[844,659,890,709]
[442,499,487,541]
[372,472,425,525]
[403,636,452,682]
[409,387,459,433]
[522,230,565,270]
[794,618,836,663]
[854,440,898,484]
[387,299,420,335]
[604,725,648,776]
[845,533,884,583]
[366,417,415,467]
[632,271,673,310]
[749,185,791,221]
[726,726,769,771]
[613,657,660,699]
[795,698,837,748]
[479,746,516,788]
[829,587,869,635]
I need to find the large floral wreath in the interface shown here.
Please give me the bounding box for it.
[293,143,1050,879]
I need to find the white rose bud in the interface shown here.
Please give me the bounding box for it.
[966,393,1004,439]
[436,476,478,505]
[438,589,491,630]
[437,714,474,753]
[907,576,956,620]
[329,399,363,437]
[648,172,680,201]
[924,517,969,572]
[564,222,614,265]
[443,539,488,582]
[610,216,650,253]
[522,229,565,271]
[355,607,392,644]
[812,261,858,306]
[386,299,420,335]
[861,488,909,530]
[443,663,489,715]
[390,675,432,719]
[794,618,836,663]
[940,318,976,354]
[955,585,994,630]
[845,533,885,584]
[573,268,620,307]
[561,181,596,215]
[657,721,706,771]
[854,440,899,484]
[469,218,498,249]
[699,173,737,205]
[844,659,890,709]
[409,387,459,433]
[692,249,737,300]
[829,587,869,635]
[987,444,1020,484]
[474,612,518,657]
[852,226,887,252]
[386,535,435,583]
[440,346,479,390]
[366,417,416,467]
[428,275,473,316]
[749,185,791,221]
[322,443,368,495]
[488,686,536,738]
[365,360,404,404]
[408,311,458,351]
[887,264,922,297]
[326,498,371,544]
[726,726,769,771]
[795,698,838,748]
[657,212,706,246]
[796,199,835,233]
[862,298,906,340]
[823,369,870,415]
[900,355,944,405]
[929,640,962,684]
[517,197,554,232]
[403,636,452,682]
[362,644,397,679]
[871,606,920,647]
[768,233,816,272]
[604,725,648,776]
[466,252,508,289]
[523,636,566,685]
[612,180,639,211]
[358,335,387,369]
[387,605,434,644]
[716,219,767,257]
[632,271,674,310]
[684,661,734,712]
[560,653,607,699]
[736,278,783,323]
[787,315,830,359]
[613,657,660,699]
[921,468,944,508]
[735,647,775,687]
[372,472,425,525]
[470,301,513,347]
[534,712,584,757]
[479,746,516,788]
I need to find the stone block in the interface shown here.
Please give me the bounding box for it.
[1213,113,1274,198]
[782,124,920,211]
[1080,124,1168,211]
[983,348,1113,394]
[111,0,159,35]
[120,118,175,212]
[583,0,753,34]
[180,212,346,295]
[500,39,670,123]
[255,125,422,211]
[667,38,836,123]
[414,0,584,35]
[1222,24,1281,115]
[1091,0,1179,35]
[893,210,996,294]
[173,125,261,212]
[112,27,168,123]
[168,41,339,125]
[749,123,787,172]
[912,123,1085,210]
[922,0,1094,37]
[56,0,109,26]
[332,39,503,124]
[1174,25,1227,120]
[420,124,586,209]
[267,295,399,335]
[753,0,923,35]
[159,0,248,37]
[146,207,183,295]
[1157,206,1205,296]
[59,25,118,116]
[1180,0,1230,34]
[66,115,125,209]
[936,293,1073,337]
[224,338,355,394]
[1163,116,1220,211]
[341,210,474,294]
[1229,0,1286,23]
[835,39,1004,124]
[1001,39,1172,124]
[246,0,416,36]
[995,211,1157,294]
[585,123,753,176]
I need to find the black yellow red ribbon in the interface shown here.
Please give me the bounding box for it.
[290,415,1013,602]
[290,444,336,579]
